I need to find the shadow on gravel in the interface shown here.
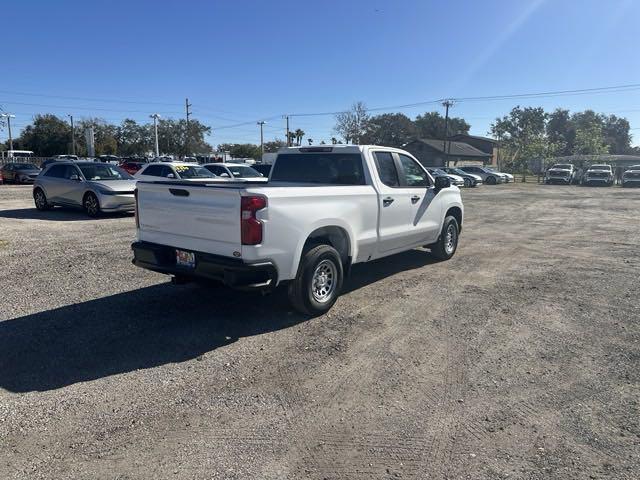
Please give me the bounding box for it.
[0,249,437,393]
[0,207,133,221]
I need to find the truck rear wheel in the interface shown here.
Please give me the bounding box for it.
[288,244,343,316]
[429,216,459,261]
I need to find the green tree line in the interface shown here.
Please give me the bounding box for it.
[1,114,212,157]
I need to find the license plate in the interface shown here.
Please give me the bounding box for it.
[176,249,195,268]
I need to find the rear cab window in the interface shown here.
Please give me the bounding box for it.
[271,152,366,185]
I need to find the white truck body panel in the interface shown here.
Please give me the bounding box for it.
[135,145,463,284]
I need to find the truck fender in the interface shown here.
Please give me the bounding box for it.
[289,219,357,279]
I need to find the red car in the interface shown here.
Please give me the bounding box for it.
[119,161,145,175]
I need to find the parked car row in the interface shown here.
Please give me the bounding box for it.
[544,163,640,187]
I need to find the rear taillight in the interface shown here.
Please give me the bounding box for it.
[134,189,140,228]
[241,195,267,245]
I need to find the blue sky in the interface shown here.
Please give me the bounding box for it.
[2,0,640,147]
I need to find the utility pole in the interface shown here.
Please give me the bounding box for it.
[442,99,453,166]
[67,114,75,155]
[257,121,266,161]
[284,115,290,147]
[150,113,161,157]
[2,113,16,151]
[185,98,192,157]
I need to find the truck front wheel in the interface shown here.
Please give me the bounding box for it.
[288,244,344,316]
[429,216,459,261]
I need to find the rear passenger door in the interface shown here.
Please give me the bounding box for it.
[371,151,417,255]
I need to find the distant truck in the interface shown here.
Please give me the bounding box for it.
[545,163,577,184]
[133,145,464,315]
[2,150,34,159]
[582,164,614,186]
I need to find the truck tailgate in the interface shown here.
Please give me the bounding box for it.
[136,182,242,257]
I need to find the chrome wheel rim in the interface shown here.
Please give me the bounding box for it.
[35,191,45,209]
[311,259,337,303]
[85,195,98,215]
[445,224,457,254]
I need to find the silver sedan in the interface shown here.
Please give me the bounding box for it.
[33,162,137,217]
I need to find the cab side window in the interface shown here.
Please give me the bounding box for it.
[142,165,162,176]
[398,154,429,187]
[373,152,400,187]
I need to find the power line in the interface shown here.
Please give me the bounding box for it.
[0,89,184,106]
[0,100,184,115]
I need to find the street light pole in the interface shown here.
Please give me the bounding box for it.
[1,113,16,151]
[284,115,290,147]
[150,113,161,157]
[257,121,266,161]
[67,114,75,155]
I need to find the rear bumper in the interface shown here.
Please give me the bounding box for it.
[131,241,278,290]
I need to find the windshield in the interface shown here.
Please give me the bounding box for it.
[448,168,467,175]
[430,168,447,175]
[590,165,611,170]
[14,163,39,170]
[11,152,33,158]
[228,165,262,178]
[551,164,572,169]
[79,164,133,180]
[626,165,640,170]
[174,165,215,179]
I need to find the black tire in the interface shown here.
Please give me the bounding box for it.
[33,188,53,211]
[486,176,497,185]
[463,178,471,188]
[288,244,343,316]
[429,216,459,261]
[83,192,101,217]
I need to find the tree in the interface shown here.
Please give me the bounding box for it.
[116,119,152,156]
[156,118,211,156]
[573,123,609,155]
[414,111,470,139]
[15,114,72,156]
[286,131,297,146]
[76,118,118,156]
[546,108,572,155]
[263,138,286,153]
[361,113,416,147]
[602,114,631,154]
[294,129,305,146]
[491,106,552,180]
[334,101,369,144]
[217,143,261,160]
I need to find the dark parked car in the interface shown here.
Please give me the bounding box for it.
[251,163,273,177]
[1,162,41,184]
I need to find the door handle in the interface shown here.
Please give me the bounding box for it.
[411,195,421,204]
[382,196,394,206]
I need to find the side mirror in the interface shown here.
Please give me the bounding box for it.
[166,173,175,179]
[70,174,81,181]
[434,176,451,190]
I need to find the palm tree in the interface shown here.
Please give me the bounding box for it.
[294,129,305,146]
[307,138,313,145]
[331,137,338,145]
[287,131,296,146]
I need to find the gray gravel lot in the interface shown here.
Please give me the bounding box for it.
[0,183,638,479]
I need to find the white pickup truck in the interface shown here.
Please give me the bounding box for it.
[132,145,464,315]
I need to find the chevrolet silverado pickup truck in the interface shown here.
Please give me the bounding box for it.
[132,145,463,315]
[583,164,614,186]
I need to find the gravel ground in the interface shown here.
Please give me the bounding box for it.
[0,183,638,480]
